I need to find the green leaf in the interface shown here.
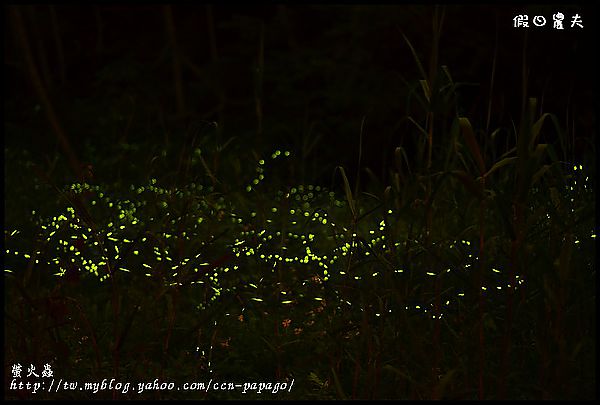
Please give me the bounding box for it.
[458,117,486,175]
[484,157,518,179]
[308,371,325,388]
[419,80,431,102]
[451,170,483,200]
[336,166,356,219]
[402,33,429,99]
[532,143,548,162]
[394,146,411,176]
[441,65,454,86]
[497,146,517,161]
[384,186,392,206]
[217,136,237,152]
[331,367,348,400]
[530,113,550,150]
[407,117,428,139]
[530,113,562,152]
[364,168,381,191]
[531,164,551,186]
[382,364,418,385]
[392,172,400,193]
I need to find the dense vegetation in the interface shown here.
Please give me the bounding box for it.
[4,5,595,400]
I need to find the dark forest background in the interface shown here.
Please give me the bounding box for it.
[4,5,595,184]
[3,4,597,400]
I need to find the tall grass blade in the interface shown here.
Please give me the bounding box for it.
[336,166,356,219]
[458,117,486,175]
[331,367,348,400]
[394,146,411,177]
[401,32,429,100]
[484,156,518,179]
[355,116,366,195]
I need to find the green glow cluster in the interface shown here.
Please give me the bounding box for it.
[4,157,594,320]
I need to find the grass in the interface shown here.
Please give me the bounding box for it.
[4,11,595,399]
[4,130,595,399]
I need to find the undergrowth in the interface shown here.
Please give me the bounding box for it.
[4,9,595,398]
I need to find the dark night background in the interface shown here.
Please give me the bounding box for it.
[4,4,595,183]
[3,4,597,400]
